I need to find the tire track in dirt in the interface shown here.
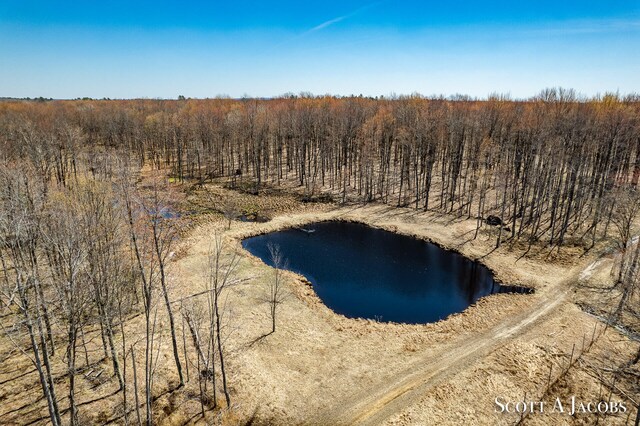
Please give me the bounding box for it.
[308,264,587,426]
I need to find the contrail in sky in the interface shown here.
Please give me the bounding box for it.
[301,1,383,36]
[260,1,382,57]
[305,15,349,34]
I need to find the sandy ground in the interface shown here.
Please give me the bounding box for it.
[1,190,638,425]
[175,202,639,425]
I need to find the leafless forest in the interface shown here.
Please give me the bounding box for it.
[1,90,639,424]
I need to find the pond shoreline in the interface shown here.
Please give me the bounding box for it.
[182,203,573,333]
[241,219,534,324]
[174,202,619,425]
[237,216,537,291]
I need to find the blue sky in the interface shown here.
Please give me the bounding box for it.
[1,1,639,99]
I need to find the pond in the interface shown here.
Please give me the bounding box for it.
[242,221,531,324]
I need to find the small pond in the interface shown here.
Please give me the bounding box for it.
[242,221,531,324]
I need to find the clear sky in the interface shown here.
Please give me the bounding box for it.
[1,1,639,99]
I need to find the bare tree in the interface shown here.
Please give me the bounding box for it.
[79,180,134,390]
[610,186,640,285]
[179,236,241,416]
[0,166,62,426]
[206,234,241,408]
[144,182,185,388]
[41,187,98,426]
[615,236,640,319]
[122,180,159,425]
[182,303,211,415]
[265,243,288,335]
[221,197,239,229]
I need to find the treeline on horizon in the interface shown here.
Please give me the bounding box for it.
[1,88,640,251]
[3,87,640,102]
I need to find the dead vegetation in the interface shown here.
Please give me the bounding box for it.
[1,95,639,425]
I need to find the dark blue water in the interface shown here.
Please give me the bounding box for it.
[242,221,530,324]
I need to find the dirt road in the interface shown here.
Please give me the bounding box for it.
[177,204,628,426]
[308,264,584,425]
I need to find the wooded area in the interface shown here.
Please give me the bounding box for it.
[0,90,639,424]
[3,90,640,248]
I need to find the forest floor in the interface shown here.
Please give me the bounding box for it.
[0,181,638,425]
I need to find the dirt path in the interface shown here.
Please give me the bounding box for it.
[308,264,584,426]
[176,204,627,425]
